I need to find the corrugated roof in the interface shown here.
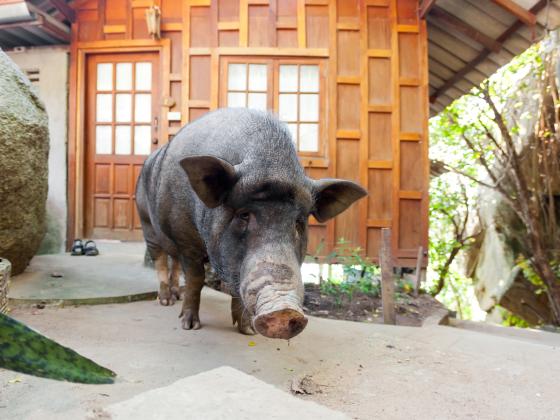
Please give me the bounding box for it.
[0,0,72,49]
[425,0,560,115]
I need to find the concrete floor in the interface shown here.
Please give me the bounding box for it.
[8,241,157,304]
[2,288,560,420]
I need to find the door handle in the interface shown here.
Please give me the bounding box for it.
[152,116,159,144]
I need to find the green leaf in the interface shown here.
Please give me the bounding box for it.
[0,313,116,384]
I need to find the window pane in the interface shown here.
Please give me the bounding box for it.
[279,65,298,92]
[134,126,152,155]
[227,92,246,108]
[300,65,319,93]
[228,64,247,90]
[248,64,267,91]
[287,123,298,144]
[97,63,112,90]
[299,124,319,152]
[96,94,112,122]
[135,94,151,123]
[115,94,132,122]
[116,63,132,90]
[96,126,112,154]
[115,126,131,155]
[248,93,267,111]
[135,62,152,90]
[278,94,297,121]
[299,94,319,121]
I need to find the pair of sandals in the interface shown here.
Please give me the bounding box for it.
[71,239,99,256]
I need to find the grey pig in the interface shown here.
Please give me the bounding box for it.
[136,108,366,339]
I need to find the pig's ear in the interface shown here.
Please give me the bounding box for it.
[179,155,238,208]
[311,179,367,223]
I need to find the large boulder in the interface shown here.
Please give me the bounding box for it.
[0,50,49,275]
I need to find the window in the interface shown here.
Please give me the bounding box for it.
[222,59,324,155]
[95,61,153,156]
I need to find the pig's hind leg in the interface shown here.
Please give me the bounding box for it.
[179,262,205,330]
[154,251,177,306]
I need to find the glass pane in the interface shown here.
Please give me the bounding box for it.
[115,126,131,155]
[287,123,298,144]
[247,93,267,111]
[96,126,112,154]
[116,63,132,90]
[279,65,298,92]
[227,92,246,108]
[135,94,151,123]
[96,94,112,122]
[300,65,319,93]
[97,63,112,90]
[248,64,267,91]
[115,94,132,122]
[135,62,152,90]
[278,94,297,121]
[299,94,319,121]
[228,64,247,90]
[299,124,319,152]
[134,126,152,155]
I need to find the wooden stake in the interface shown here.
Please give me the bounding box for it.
[380,228,396,325]
[414,246,424,297]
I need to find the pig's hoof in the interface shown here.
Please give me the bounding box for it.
[180,309,201,330]
[231,298,256,335]
[159,283,176,306]
[171,286,181,301]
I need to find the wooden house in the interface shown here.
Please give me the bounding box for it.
[1,0,557,267]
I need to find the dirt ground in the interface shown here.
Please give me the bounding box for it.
[304,283,446,326]
[2,288,560,420]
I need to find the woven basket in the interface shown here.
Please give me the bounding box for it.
[0,258,10,314]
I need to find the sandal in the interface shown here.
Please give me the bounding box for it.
[84,240,99,256]
[71,239,84,256]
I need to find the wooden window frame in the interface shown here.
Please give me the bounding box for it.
[219,56,327,159]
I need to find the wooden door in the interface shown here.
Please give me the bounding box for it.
[85,53,159,240]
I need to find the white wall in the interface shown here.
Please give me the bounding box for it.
[7,46,69,254]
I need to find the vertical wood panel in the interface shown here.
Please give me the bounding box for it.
[305,5,329,48]
[335,140,361,246]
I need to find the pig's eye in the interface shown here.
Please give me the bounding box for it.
[237,211,251,222]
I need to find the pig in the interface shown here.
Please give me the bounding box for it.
[136,108,366,339]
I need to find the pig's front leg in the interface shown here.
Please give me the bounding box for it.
[179,263,205,330]
[231,296,256,335]
[155,252,176,306]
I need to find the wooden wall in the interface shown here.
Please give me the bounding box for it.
[70,0,429,267]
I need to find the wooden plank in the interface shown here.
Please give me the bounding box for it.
[131,0,153,7]
[397,24,419,33]
[50,0,76,22]
[196,47,329,56]
[217,21,240,30]
[419,0,437,19]
[326,0,337,253]
[297,0,306,48]
[491,0,537,26]
[336,129,360,139]
[188,99,211,107]
[368,104,392,113]
[400,132,421,141]
[399,190,423,199]
[337,75,361,84]
[399,77,420,86]
[390,0,400,259]
[306,0,329,5]
[300,157,329,168]
[380,228,396,325]
[367,48,391,58]
[367,219,392,227]
[161,22,183,32]
[429,6,502,53]
[239,0,248,47]
[368,160,392,169]
[337,22,360,31]
[103,25,126,34]
[414,246,424,297]
[276,16,297,29]
[169,73,182,81]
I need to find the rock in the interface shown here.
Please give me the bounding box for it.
[0,50,49,275]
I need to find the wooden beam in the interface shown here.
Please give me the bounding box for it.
[430,0,547,103]
[491,0,537,26]
[419,0,437,19]
[380,228,396,325]
[48,0,75,23]
[429,6,502,53]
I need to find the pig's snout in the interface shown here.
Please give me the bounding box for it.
[240,258,307,340]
